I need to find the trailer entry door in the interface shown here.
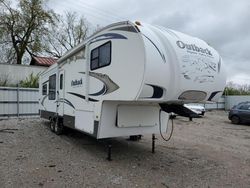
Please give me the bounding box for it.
[58,70,65,116]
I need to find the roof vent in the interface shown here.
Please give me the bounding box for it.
[135,21,142,26]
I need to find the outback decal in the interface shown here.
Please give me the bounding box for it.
[89,85,106,96]
[57,98,75,109]
[41,95,48,110]
[79,72,119,96]
[90,33,127,44]
[181,55,217,83]
[207,91,222,101]
[67,72,119,103]
[142,34,166,63]
[67,92,99,102]
[71,78,83,87]
[142,84,164,99]
[148,84,164,98]
[176,41,213,57]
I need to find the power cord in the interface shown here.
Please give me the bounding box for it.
[159,109,174,141]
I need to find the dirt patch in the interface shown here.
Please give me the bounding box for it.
[0,111,250,187]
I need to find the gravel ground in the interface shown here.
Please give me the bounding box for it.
[0,110,250,188]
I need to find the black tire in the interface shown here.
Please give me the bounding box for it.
[54,118,63,135]
[231,115,240,124]
[129,135,142,141]
[201,112,205,116]
[49,118,55,132]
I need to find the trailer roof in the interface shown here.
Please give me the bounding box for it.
[57,21,136,65]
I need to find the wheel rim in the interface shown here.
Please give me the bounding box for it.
[50,120,53,129]
[232,116,239,124]
[50,118,55,132]
[55,123,58,132]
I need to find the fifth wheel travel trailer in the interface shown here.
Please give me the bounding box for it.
[39,21,226,158]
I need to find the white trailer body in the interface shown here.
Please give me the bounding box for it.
[39,21,226,139]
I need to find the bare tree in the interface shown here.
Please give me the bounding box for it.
[0,0,55,64]
[44,12,89,58]
[0,42,15,63]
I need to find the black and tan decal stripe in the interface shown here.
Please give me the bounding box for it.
[67,92,99,102]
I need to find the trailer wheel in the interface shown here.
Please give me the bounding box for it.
[49,118,55,132]
[54,118,63,135]
[231,115,240,124]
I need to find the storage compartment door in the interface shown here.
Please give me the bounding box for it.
[75,110,94,134]
[117,105,159,128]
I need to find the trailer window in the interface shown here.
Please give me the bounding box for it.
[60,74,63,90]
[49,74,56,100]
[91,41,111,70]
[42,83,47,95]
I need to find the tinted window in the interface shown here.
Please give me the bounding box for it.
[91,59,99,70]
[49,74,56,100]
[99,42,111,66]
[91,41,111,70]
[42,83,47,95]
[92,48,98,59]
[60,74,63,90]
[239,104,250,110]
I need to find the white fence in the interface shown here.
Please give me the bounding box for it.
[0,86,39,118]
[224,96,250,110]
[0,63,46,85]
[202,96,250,110]
[203,97,225,110]
[1,85,250,118]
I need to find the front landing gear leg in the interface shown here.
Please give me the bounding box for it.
[152,134,156,153]
[107,142,112,161]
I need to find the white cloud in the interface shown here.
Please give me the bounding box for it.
[48,0,250,85]
[227,73,250,85]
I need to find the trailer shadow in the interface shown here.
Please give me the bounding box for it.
[64,130,224,186]
[43,120,219,166]
[62,126,156,160]
[38,121,227,187]
[43,120,178,162]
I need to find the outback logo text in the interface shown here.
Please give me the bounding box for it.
[176,40,212,56]
[71,78,83,86]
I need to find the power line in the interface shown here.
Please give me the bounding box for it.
[55,1,128,25]
[56,2,114,24]
[76,1,126,21]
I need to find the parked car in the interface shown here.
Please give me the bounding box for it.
[228,102,250,124]
[184,104,206,116]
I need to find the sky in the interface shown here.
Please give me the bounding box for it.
[48,0,250,85]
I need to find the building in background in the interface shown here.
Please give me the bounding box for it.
[30,56,57,67]
[0,56,57,85]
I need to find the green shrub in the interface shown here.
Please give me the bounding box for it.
[0,74,9,87]
[223,82,250,96]
[20,73,39,88]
